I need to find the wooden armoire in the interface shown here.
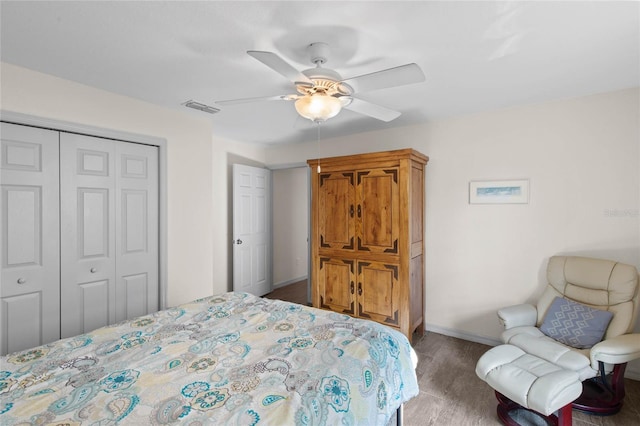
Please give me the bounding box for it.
[307,149,428,342]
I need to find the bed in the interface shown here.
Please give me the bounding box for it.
[0,292,419,425]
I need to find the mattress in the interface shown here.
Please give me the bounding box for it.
[0,292,419,425]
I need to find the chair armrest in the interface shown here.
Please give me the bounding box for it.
[497,304,537,330]
[591,333,640,368]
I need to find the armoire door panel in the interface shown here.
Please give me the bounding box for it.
[1,292,43,354]
[318,258,355,314]
[318,172,355,250]
[1,122,60,355]
[357,261,399,326]
[357,168,399,253]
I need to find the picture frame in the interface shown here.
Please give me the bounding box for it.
[469,179,529,204]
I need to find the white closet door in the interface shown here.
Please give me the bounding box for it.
[1,122,60,355]
[60,133,117,338]
[115,141,158,321]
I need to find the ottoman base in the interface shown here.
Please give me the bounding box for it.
[495,391,573,426]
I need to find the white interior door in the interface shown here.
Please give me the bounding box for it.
[115,140,159,321]
[60,133,159,338]
[0,122,60,355]
[233,164,271,296]
[60,133,117,338]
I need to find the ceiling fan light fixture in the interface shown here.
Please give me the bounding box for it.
[294,93,342,122]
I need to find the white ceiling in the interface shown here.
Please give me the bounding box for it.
[1,1,638,145]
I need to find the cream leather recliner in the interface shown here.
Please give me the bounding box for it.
[497,255,640,414]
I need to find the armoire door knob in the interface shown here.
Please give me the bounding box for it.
[17,278,26,284]
[90,267,97,273]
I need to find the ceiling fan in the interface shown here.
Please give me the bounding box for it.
[215,42,426,123]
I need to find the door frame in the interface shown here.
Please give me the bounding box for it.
[0,110,168,310]
[269,163,312,304]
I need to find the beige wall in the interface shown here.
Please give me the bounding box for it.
[3,62,638,376]
[272,167,309,286]
[266,88,640,376]
[0,62,268,307]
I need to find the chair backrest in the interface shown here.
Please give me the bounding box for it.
[537,256,639,339]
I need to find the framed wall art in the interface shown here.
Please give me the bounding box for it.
[469,179,529,204]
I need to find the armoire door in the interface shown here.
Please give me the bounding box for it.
[317,257,355,315]
[317,171,356,250]
[356,168,399,253]
[1,122,61,355]
[60,133,159,338]
[356,260,400,327]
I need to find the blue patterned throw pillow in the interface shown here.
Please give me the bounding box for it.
[540,297,613,349]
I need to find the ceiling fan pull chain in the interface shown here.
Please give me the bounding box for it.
[316,121,322,173]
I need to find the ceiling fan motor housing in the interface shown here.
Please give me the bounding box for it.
[298,67,353,97]
[307,42,330,65]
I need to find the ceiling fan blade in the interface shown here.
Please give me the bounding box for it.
[342,63,425,93]
[247,51,313,85]
[344,97,401,122]
[215,94,297,106]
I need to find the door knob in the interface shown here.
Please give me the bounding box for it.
[17,278,26,284]
[235,239,243,245]
[90,267,97,273]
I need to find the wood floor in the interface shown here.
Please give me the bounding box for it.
[265,281,640,426]
[264,279,309,305]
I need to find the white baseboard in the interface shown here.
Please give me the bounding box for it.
[272,276,307,289]
[424,323,502,347]
[424,323,640,381]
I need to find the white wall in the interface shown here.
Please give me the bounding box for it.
[266,88,640,376]
[0,62,266,307]
[272,167,309,286]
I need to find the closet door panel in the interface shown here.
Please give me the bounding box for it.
[1,122,60,355]
[60,133,116,339]
[115,141,158,322]
[1,293,43,353]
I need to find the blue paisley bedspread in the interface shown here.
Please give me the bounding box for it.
[0,292,419,425]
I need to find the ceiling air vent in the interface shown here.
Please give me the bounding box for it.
[182,100,220,114]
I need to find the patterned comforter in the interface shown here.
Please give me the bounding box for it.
[1,292,419,425]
